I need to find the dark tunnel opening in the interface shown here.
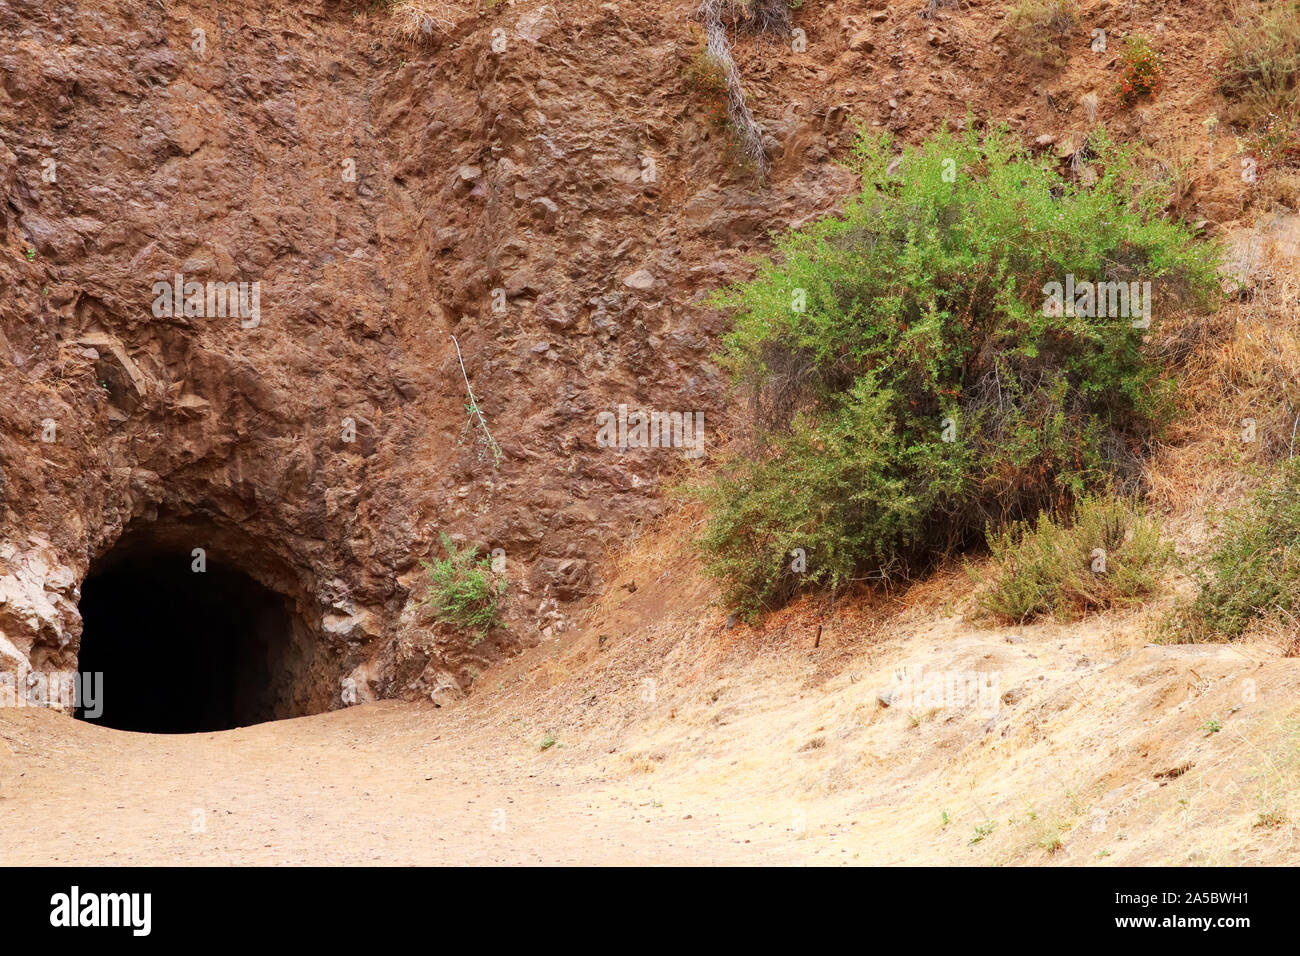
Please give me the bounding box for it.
[75,549,308,733]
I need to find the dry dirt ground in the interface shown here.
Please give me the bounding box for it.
[3,516,1298,866]
[0,700,782,865]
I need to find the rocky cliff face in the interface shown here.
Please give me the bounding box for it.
[0,0,856,708]
[3,0,1253,713]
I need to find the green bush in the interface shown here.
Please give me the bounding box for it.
[420,532,505,641]
[968,495,1173,623]
[693,123,1218,618]
[1175,461,1300,641]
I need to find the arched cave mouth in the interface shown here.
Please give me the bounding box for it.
[76,530,326,734]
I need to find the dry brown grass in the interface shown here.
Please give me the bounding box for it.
[384,0,477,42]
[1219,0,1300,128]
[696,0,770,178]
[1146,234,1300,517]
[1009,0,1078,65]
[1141,135,1207,219]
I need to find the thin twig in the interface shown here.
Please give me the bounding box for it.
[450,334,503,468]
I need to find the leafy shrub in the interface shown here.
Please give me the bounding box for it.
[1174,461,1300,642]
[1219,0,1300,127]
[1118,34,1163,101]
[693,123,1218,617]
[695,376,968,609]
[968,496,1173,623]
[420,532,505,641]
[1009,0,1078,64]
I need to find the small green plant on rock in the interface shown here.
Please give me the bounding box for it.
[420,532,505,642]
[684,45,732,129]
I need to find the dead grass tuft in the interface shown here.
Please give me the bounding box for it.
[383,0,476,42]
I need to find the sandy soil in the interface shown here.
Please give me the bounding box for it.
[0,700,792,865]
[3,518,1298,866]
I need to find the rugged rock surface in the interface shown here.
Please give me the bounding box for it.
[0,0,1263,709]
[0,0,856,706]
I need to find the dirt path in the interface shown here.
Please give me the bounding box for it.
[4,632,1296,866]
[0,702,797,866]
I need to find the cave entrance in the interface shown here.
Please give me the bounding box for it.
[76,539,319,734]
